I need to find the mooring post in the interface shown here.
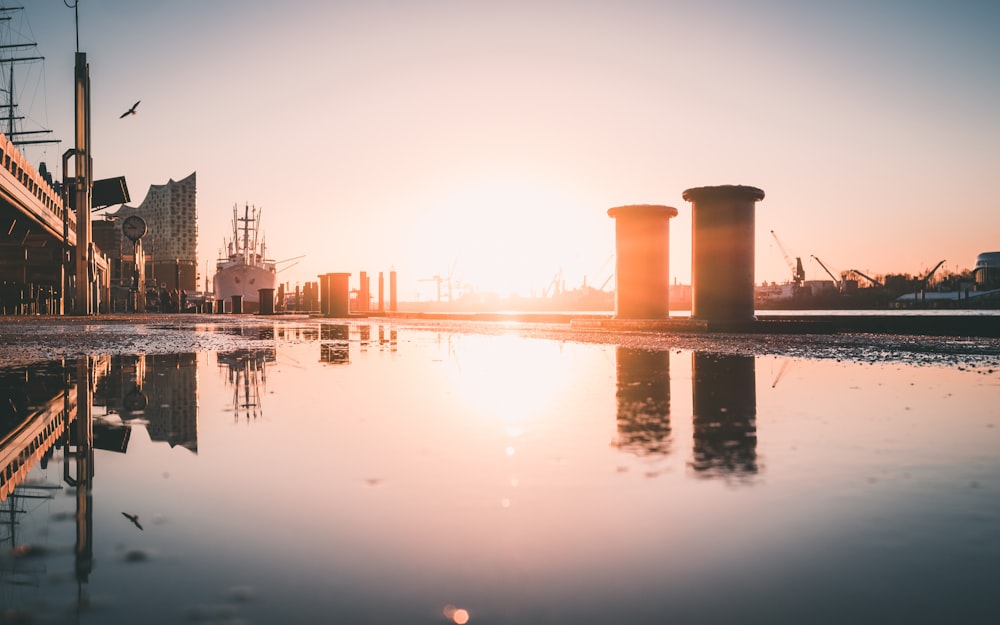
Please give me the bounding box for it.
[683,185,764,324]
[607,204,678,319]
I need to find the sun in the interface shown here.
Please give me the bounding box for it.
[413,175,609,298]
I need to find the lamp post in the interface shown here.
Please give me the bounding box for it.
[72,51,92,315]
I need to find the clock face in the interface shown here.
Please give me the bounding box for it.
[122,215,147,241]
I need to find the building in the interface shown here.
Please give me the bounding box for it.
[108,172,198,292]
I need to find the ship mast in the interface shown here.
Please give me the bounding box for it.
[239,203,251,264]
[252,207,262,258]
[0,7,58,148]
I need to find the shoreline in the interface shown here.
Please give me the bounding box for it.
[1,313,999,371]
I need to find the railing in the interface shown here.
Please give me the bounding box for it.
[0,132,75,239]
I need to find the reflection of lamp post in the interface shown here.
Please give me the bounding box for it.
[64,356,94,594]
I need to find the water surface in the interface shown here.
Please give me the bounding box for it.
[1,321,997,624]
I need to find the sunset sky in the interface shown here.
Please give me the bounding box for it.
[14,0,1000,299]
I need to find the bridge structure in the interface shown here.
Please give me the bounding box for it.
[0,47,121,316]
[0,133,82,314]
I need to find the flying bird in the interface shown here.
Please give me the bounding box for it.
[121,512,144,530]
[119,100,141,118]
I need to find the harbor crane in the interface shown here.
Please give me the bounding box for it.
[846,269,881,287]
[541,267,565,298]
[810,255,841,289]
[770,230,804,287]
[419,258,459,302]
[918,260,946,289]
[912,259,946,304]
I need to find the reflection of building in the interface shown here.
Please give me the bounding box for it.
[94,355,146,417]
[613,347,671,455]
[142,354,199,451]
[92,354,200,451]
[690,353,758,478]
[218,349,275,421]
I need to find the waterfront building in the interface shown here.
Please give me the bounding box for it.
[108,172,198,292]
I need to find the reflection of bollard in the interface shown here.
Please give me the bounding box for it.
[328,273,351,318]
[320,323,350,364]
[683,185,764,323]
[614,347,671,455]
[231,295,243,314]
[607,204,678,319]
[690,352,757,478]
[258,288,275,315]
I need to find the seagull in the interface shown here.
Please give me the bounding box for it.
[119,100,141,118]
[121,512,144,530]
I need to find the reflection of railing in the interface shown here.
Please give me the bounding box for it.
[0,386,76,502]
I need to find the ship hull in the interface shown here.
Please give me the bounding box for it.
[213,262,276,310]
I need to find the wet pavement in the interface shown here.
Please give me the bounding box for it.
[2,313,999,369]
[0,313,998,624]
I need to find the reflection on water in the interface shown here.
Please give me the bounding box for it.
[320,323,350,364]
[690,352,758,479]
[613,347,671,455]
[218,349,275,422]
[93,354,199,451]
[0,322,997,624]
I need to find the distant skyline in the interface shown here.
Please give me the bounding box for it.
[12,0,1000,299]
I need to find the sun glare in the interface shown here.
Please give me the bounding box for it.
[447,335,575,425]
[416,176,608,298]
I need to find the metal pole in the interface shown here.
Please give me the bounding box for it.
[73,52,92,314]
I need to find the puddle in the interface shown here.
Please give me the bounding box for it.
[1,320,998,624]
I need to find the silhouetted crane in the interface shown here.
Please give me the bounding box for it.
[847,269,881,287]
[418,258,458,302]
[771,230,804,286]
[919,260,946,287]
[541,267,564,298]
[810,255,841,289]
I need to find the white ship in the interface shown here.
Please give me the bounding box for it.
[213,204,276,312]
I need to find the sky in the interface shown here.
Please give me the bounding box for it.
[8,0,1000,300]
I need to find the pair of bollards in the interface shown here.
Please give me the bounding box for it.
[608,184,764,323]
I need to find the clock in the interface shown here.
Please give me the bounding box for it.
[122,215,147,242]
